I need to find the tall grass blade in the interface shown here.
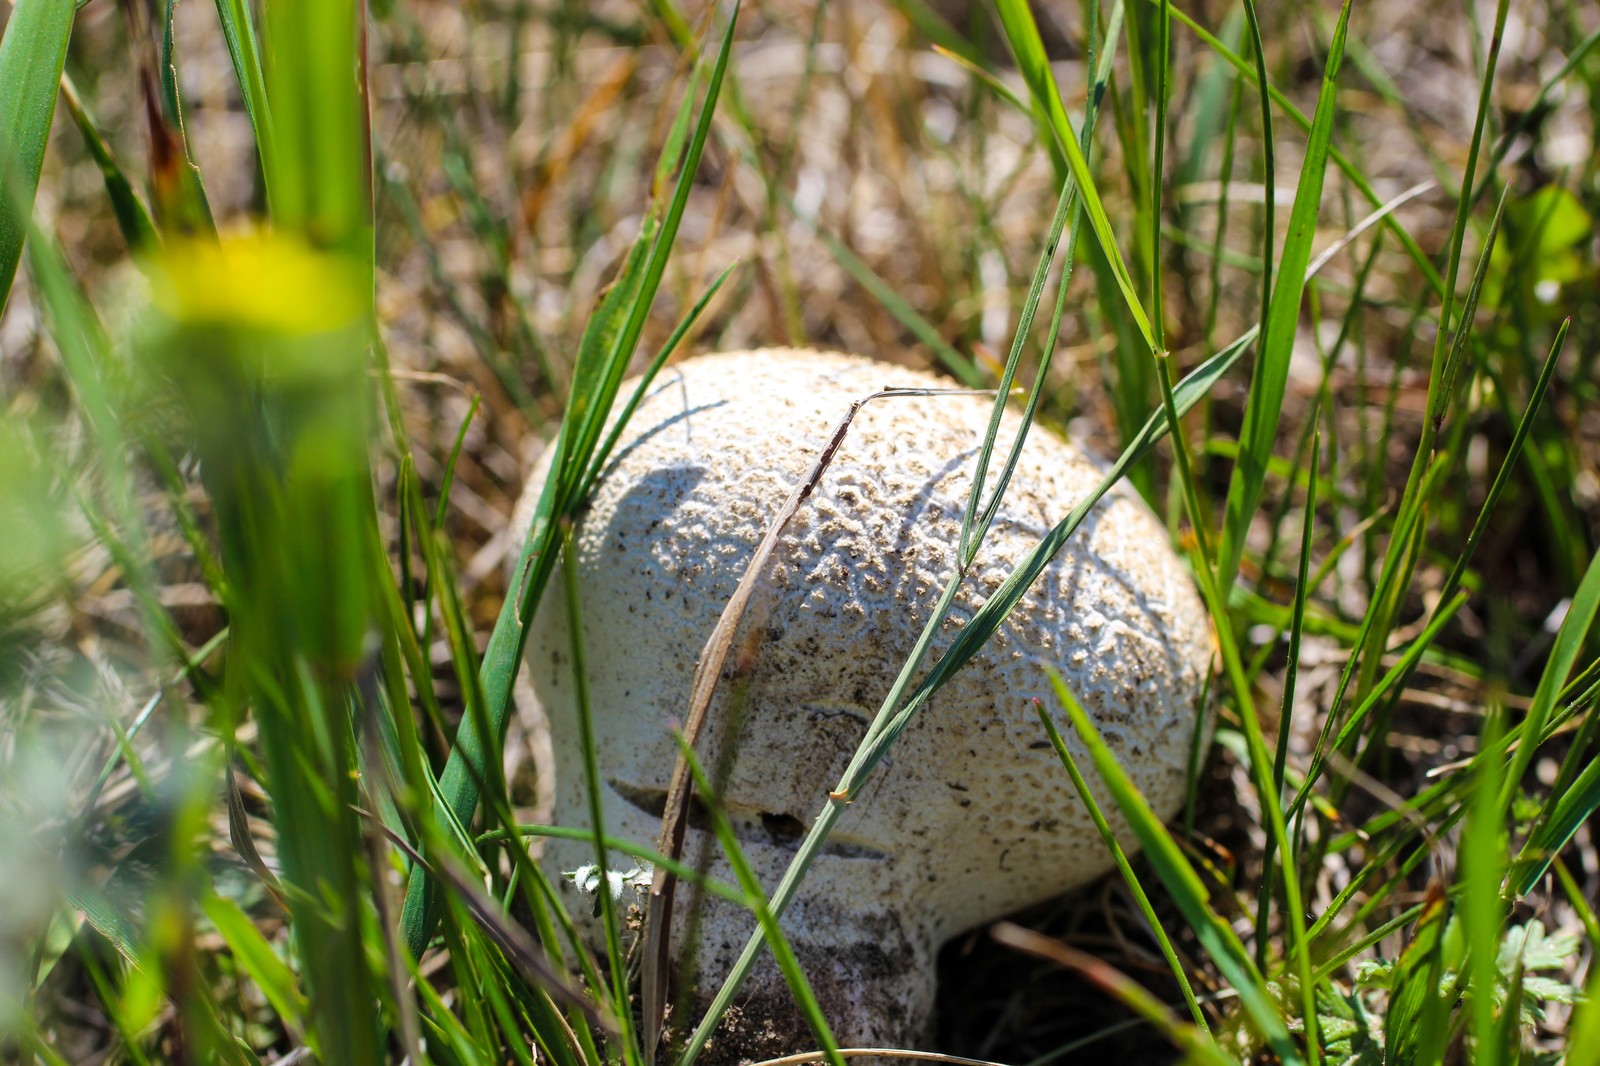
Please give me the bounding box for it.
[58,74,159,253]
[558,523,640,1061]
[1161,4,1444,297]
[957,1,1123,565]
[1339,2,1514,719]
[1460,708,1507,1066]
[1286,592,1467,820]
[376,819,613,1031]
[673,735,846,1066]
[1382,882,1450,1066]
[1505,548,1600,896]
[1498,545,1600,818]
[993,0,1157,352]
[141,0,214,235]
[1217,0,1352,593]
[1240,0,1273,328]
[211,0,276,209]
[1035,692,1207,1032]
[401,2,740,960]
[579,259,740,503]
[0,0,75,310]
[958,174,1074,567]
[804,221,982,387]
[1257,422,1319,970]
[203,893,310,1036]
[1050,672,1300,1062]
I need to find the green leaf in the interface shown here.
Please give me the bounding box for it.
[0,0,76,311]
[1316,983,1383,1066]
[1501,921,1581,974]
[65,886,144,971]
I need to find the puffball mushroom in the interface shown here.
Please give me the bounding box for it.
[519,348,1211,1055]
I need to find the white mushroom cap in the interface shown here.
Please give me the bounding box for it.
[519,348,1211,1054]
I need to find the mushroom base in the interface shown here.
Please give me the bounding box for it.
[542,827,938,1060]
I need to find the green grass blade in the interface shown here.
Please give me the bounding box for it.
[958,173,1075,567]
[1162,1,1444,298]
[1240,0,1273,329]
[993,0,1157,353]
[1286,591,1467,822]
[0,0,75,311]
[1336,2,1515,722]
[890,0,989,69]
[851,330,1252,784]
[401,2,740,961]
[1051,672,1300,1063]
[803,220,982,386]
[557,218,656,485]
[1256,421,1319,971]
[987,0,1070,175]
[1505,558,1600,897]
[672,735,846,1066]
[1430,184,1511,438]
[203,893,310,1036]
[1434,318,1569,612]
[1424,0,1511,389]
[1035,692,1208,1032]
[1381,883,1450,1066]
[1459,706,1507,1066]
[559,524,639,1063]
[148,0,215,235]
[211,0,276,212]
[263,0,370,258]
[579,259,740,502]
[957,0,1123,568]
[58,74,159,253]
[1216,0,1352,593]
[1498,545,1600,825]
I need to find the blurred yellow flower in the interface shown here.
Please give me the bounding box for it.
[147,230,366,336]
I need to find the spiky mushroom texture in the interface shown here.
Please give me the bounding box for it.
[517,348,1211,1056]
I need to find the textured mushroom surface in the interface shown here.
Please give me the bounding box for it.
[519,348,1212,1053]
